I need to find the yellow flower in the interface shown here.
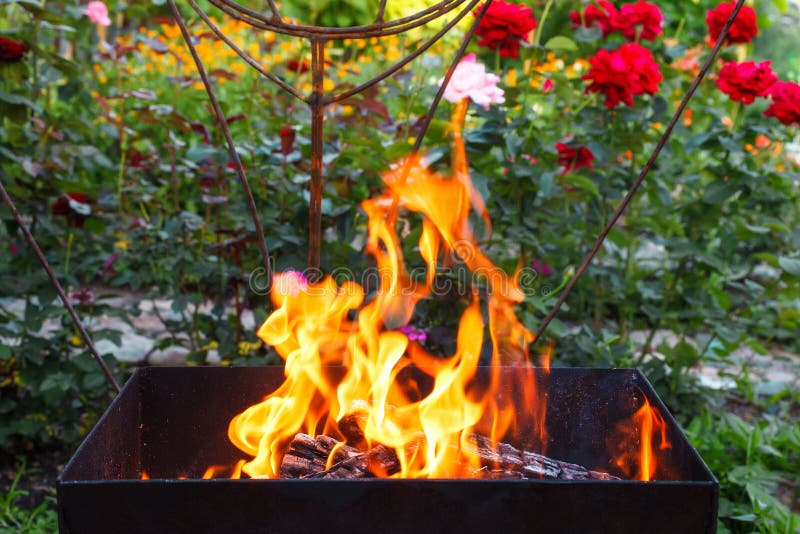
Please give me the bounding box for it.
[114,240,129,250]
[505,69,517,87]
[70,334,83,347]
[200,340,219,351]
[237,340,263,356]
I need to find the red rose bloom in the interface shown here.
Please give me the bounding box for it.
[616,1,663,42]
[764,81,800,126]
[474,0,537,59]
[556,142,595,174]
[286,59,309,73]
[570,1,619,38]
[706,1,758,45]
[716,61,777,105]
[583,43,662,108]
[52,193,91,228]
[0,36,30,63]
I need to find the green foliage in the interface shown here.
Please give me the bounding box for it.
[686,403,800,533]
[0,460,59,534]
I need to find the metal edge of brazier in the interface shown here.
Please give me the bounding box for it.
[57,366,719,534]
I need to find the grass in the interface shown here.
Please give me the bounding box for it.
[0,460,58,534]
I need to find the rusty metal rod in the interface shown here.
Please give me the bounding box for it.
[0,180,121,393]
[169,0,273,292]
[187,0,308,103]
[530,0,749,346]
[325,0,482,105]
[412,0,491,154]
[384,0,492,225]
[308,38,325,271]
[207,0,467,37]
[376,0,388,23]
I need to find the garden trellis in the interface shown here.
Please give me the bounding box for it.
[0,0,749,394]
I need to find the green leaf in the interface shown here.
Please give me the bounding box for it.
[703,181,738,204]
[559,174,599,198]
[0,91,42,114]
[0,345,10,360]
[544,36,578,53]
[778,256,800,276]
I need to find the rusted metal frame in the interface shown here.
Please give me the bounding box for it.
[410,0,491,154]
[264,0,280,21]
[376,0,388,23]
[530,0,749,346]
[325,0,483,105]
[186,0,308,103]
[308,38,326,271]
[169,0,273,292]
[384,0,493,227]
[206,0,467,38]
[210,0,463,33]
[0,181,121,393]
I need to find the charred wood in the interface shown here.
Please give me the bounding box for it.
[279,433,618,481]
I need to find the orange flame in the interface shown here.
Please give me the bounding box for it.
[228,98,543,479]
[610,397,672,481]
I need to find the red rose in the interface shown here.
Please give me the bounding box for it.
[474,0,537,59]
[706,1,758,45]
[556,142,595,174]
[0,36,30,63]
[716,61,776,105]
[52,192,91,228]
[286,59,309,73]
[616,1,663,42]
[570,1,619,38]
[583,43,662,108]
[279,127,296,155]
[764,81,800,126]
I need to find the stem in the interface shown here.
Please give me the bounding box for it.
[534,0,555,46]
[64,231,74,277]
[673,17,686,41]
[117,130,128,214]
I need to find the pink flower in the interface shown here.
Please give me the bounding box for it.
[84,1,111,27]
[273,270,309,297]
[399,325,427,343]
[542,79,554,93]
[439,53,505,109]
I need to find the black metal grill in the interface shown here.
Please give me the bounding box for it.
[57,366,718,533]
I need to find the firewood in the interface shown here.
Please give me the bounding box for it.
[279,433,618,481]
[465,434,617,481]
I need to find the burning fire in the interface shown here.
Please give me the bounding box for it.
[227,102,545,479]
[609,396,672,481]
[222,102,670,482]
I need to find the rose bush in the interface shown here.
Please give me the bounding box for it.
[1,1,799,530]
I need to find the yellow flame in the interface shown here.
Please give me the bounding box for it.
[229,97,543,479]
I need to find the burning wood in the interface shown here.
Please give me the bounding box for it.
[280,433,617,481]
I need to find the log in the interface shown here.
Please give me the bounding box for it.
[280,433,400,479]
[280,433,618,481]
[464,434,618,481]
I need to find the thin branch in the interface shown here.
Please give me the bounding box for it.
[168,0,273,293]
[0,181,121,393]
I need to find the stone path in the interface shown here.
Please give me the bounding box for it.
[2,295,798,396]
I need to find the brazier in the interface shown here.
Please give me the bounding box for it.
[57,366,718,533]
